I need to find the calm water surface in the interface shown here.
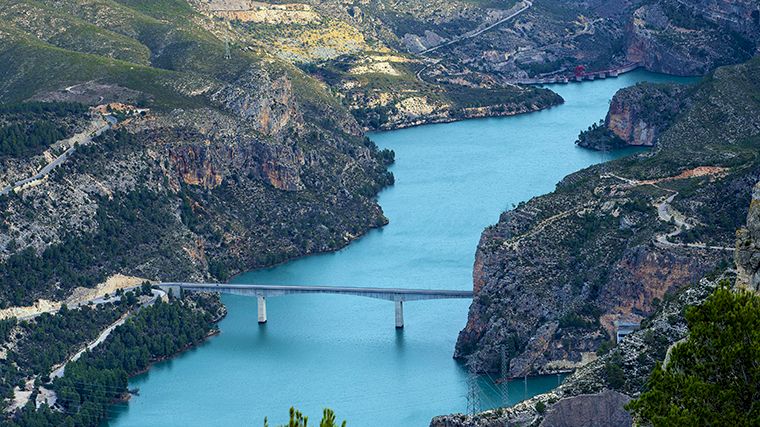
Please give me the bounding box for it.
[109,71,693,426]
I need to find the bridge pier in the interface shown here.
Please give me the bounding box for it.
[257,296,267,323]
[395,301,404,329]
[162,283,473,330]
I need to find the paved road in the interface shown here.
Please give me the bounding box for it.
[49,288,165,379]
[604,173,735,252]
[0,115,116,196]
[419,0,532,55]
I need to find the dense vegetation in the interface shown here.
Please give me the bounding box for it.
[0,103,87,117]
[11,305,127,379]
[0,300,140,413]
[575,119,626,151]
[0,186,173,307]
[627,285,760,426]
[0,122,67,158]
[0,102,88,158]
[4,294,222,427]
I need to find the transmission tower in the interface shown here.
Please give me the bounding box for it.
[466,359,481,416]
[224,22,232,60]
[500,348,510,407]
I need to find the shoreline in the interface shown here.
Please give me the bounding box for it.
[363,99,566,132]
[107,307,227,411]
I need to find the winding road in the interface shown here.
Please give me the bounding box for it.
[0,114,116,196]
[603,171,735,252]
[48,289,165,380]
[415,0,532,83]
[419,0,533,55]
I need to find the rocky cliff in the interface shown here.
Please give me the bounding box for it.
[454,57,760,377]
[359,0,760,88]
[625,1,756,76]
[186,0,760,132]
[435,172,760,427]
[735,181,760,291]
[433,272,723,427]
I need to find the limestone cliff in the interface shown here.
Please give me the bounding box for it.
[625,1,757,76]
[433,274,722,427]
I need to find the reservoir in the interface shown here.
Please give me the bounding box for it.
[109,71,692,426]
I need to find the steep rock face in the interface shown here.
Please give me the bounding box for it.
[455,203,718,375]
[605,83,689,147]
[433,275,721,427]
[437,179,760,427]
[687,0,760,43]
[736,182,760,291]
[151,107,307,192]
[625,2,756,76]
[455,58,760,376]
[576,82,690,151]
[209,68,305,137]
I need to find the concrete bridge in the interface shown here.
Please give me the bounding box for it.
[159,283,473,328]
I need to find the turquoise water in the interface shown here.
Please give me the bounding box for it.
[109,71,694,427]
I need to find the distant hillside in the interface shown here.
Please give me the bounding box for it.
[0,0,394,306]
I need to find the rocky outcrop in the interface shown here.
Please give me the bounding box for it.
[605,83,689,147]
[577,82,690,150]
[433,274,721,427]
[209,68,304,137]
[735,182,760,291]
[153,106,308,192]
[438,176,760,427]
[349,86,564,131]
[625,2,756,76]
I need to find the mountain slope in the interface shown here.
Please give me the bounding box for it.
[433,55,760,427]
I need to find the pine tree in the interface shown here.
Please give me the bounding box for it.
[627,283,760,426]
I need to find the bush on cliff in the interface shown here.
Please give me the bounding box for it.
[627,284,760,426]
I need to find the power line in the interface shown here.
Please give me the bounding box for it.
[500,348,510,407]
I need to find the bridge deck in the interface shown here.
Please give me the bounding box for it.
[161,283,473,301]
